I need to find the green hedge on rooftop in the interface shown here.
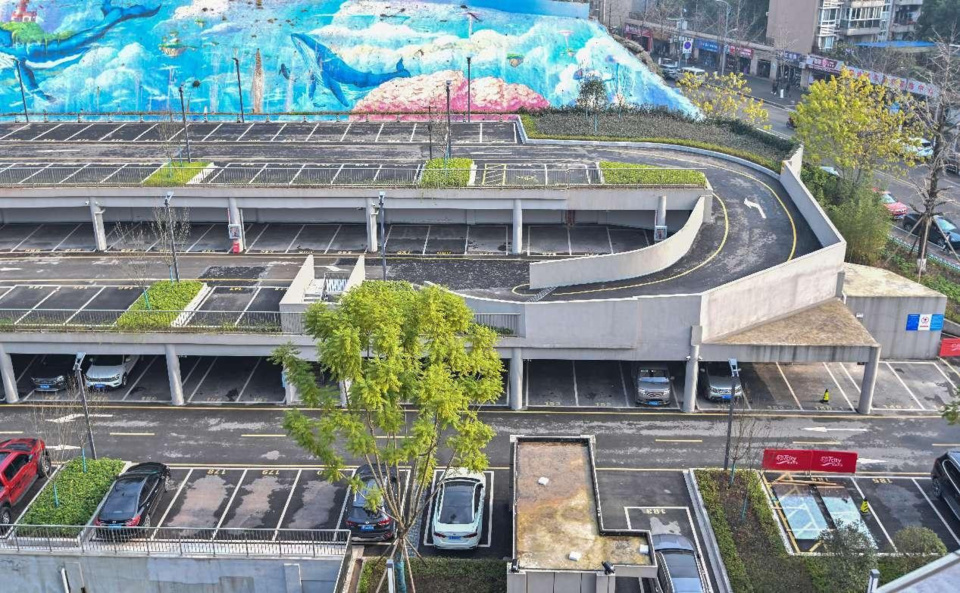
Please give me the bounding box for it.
[115,280,203,331]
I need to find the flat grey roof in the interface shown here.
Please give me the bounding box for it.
[843,263,944,299]
[712,299,878,347]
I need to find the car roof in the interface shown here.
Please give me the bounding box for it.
[440,467,484,483]
[948,450,960,466]
[356,463,397,481]
[652,533,696,552]
[0,438,38,453]
[122,462,167,477]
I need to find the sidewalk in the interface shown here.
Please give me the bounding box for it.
[700,66,803,110]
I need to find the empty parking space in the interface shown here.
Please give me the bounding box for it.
[217,469,300,532]
[854,476,960,550]
[156,468,244,534]
[525,360,681,409]
[569,226,613,254]
[0,224,46,251]
[386,225,430,254]
[885,361,955,410]
[237,358,285,404]
[526,225,570,255]
[526,360,575,407]
[277,471,349,532]
[739,363,800,411]
[284,225,340,253]
[187,356,262,404]
[120,355,185,403]
[245,224,304,253]
[423,225,467,255]
[575,361,630,408]
[465,225,508,254]
[833,362,927,411]
[777,363,856,412]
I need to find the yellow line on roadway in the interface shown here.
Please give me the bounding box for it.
[109,432,154,437]
[655,438,703,443]
[932,443,960,447]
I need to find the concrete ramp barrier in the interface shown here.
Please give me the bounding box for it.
[528,195,709,290]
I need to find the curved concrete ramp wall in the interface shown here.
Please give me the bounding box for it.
[528,196,709,290]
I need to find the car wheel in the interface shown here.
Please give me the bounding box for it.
[142,514,151,529]
[38,452,51,478]
[932,477,943,499]
[938,237,948,250]
[122,374,128,387]
[164,476,174,492]
[0,507,12,531]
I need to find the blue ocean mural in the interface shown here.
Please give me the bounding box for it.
[0,0,697,116]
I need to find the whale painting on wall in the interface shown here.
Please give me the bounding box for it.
[0,0,697,117]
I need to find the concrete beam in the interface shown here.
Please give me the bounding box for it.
[510,348,524,410]
[165,344,184,406]
[0,343,18,404]
[858,345,881,415]
[512,199,522,255]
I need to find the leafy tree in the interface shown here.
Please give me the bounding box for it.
[577,75,608,133]
[885,527,948,579]
[816,522,878,593]
[793,70,921,199]
[916,1,960,41]
[677,71,768,127]
[944,385,960,425]
[271,281,502,591]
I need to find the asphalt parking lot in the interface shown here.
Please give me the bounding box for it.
[763,472,960,554]
[0,121,518,145]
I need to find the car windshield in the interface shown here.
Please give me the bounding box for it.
[99,478,142,520]
[438,481,477,525]
[881,194,895,204]
[89,355,123,366]
[665,550,702,581]
[937,218,957,233]
[353,479,379,509]
[705,362,731,376]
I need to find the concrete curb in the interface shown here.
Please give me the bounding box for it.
[172,283,212,328]
[685,469,733,593]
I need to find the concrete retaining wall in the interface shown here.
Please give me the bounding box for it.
[529,196,707,289]
[845,293,947,359]
[779,147,845,248]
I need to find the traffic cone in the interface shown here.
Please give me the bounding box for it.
[860,497,870,515]
[821,389,830,404]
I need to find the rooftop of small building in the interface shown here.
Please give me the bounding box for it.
[843,263,944,299]
[713,298,878,347]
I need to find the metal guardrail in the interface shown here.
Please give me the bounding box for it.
[0,308,522,336]
[0,165,704,189]
[0,524,350,558]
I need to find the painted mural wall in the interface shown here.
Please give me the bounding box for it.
[0,0,697,116]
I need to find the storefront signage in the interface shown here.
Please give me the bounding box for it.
[696,39,719,53]
[624,23,642,36]
[805,55,843,74]
[727,45,753,58]
[780,51,805,65]
[843,66,938,98]
[906,313,944,331]
[762,448,858,474]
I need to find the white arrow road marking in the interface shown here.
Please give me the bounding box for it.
[46,413,113,424]
[744,198,767,219]
[802,426,869,433]
[46,445,81,451]
[0,267,21,271]
[857,458,887,464]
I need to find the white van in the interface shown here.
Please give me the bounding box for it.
[680,66,707,82]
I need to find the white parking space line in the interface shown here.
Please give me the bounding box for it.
[9,225,43,252]
[775,363,804,411]
[235,287,261,326]
[383,224,394,250]
[151,468,193,536]
[248,163,268,185]
[98,124,124,141]
[235,358,262,402]
[619,361,630,408]
[372,164,382,183]
[422,225,431,255]
[422,469,494,548]
[51,224,83,251]
[121,356,157,401]
[0,124,29,140]
[305,123,319,142]
[839,363,862,392]
[236,123,254,141]
[624,503,711,593]
[64,286,106,324]
[132,123,157,141]
[566,226,572,255]
[323,225,342,254]
[478,122,484,143]
[14,354,38,384]
[335,468,356,531]
[464,225,470,254]
[272,469,303,541]
[571,360,580,406]
[246,224,270,250]
[16,288,57,323]
[329,164,344,184]
[18,164,52,185]
[288,164,306,185]
[823,363,856,412]
[31,124,62,141]
[58,164,88,184]
[63,124,93,141]
[409,123,417,142]
[186,224,215,252]
[187,357,218,402]
[100,163,127,183]
[850,477,897,552]
[339,123,351,142]
[884,361,927,410]
[285,225,306,253]
[936,359,960,388]
[374,123,384,143]
[912,478,960,546]
[200,123,223,142]
[212,469,249,538]
[270,123,287,142]
[606,227,614,254]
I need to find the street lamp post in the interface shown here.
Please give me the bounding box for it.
[379,191,387,280]
[427,105,434,160]
[178,85,192,163]
[73,353,97,460]
[164,192,181,283]
[445,80,452,160]
[466,56,472,123]
[715,0,731,77]
[722,358,740,472]
[232,57,245,123]
[13,59,29,123]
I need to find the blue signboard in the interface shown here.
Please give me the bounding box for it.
[906,314,944,331]
[696,39,720,53]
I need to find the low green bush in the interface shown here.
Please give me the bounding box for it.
[600,161,706,187]
[143,161,211,187]
[358,557,505,593]
[20,457,125,535]
[115,280,203,331]
[419,158,472,188]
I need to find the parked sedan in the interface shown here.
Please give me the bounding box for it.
[901,212,960,251]
[697,362,742,402]
[94,462,171,536]
[345,464,397,541]
[651,534,708,593]
[0,438,51,530]
[931,450,960,522]
[85,354,140,390]
[878,190,908,219]
[30,355,78,392]
[431,468,485,550]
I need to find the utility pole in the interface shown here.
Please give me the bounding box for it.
[445,80,452,160]
[73,353,96,460]
[466,56,472,123]
[722,358,740,471]
[379,191,387,280]
[427,105,434,160]
[715,0,731,77]
[232,57,245,123]
[13,59,28,123]
[164,192,181,283]
[178,85,192,162]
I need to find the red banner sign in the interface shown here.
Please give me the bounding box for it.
[941,338,960,357]
[762,448,858,474]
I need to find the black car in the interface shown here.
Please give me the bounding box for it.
[901,212,960,251]
[94,462,171,536]
[932,451,960,522]
[344,464,398,541]
[30,355,77,392]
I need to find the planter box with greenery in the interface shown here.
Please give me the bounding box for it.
[115,280,204,331]
[600,161,706,187]
[358,557,505,593]
[19,457,125,537]
[521,111,795,172]
[143,161,212,187]
[419,158,473,188]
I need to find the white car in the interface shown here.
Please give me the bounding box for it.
[903,138,933,159]
[431,468,485,550]
[85,355,140,390]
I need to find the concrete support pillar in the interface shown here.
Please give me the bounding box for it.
[858,346,881,415]
[683,343,699,414]
[656,195,668,227]
[512,199,523,255]
[510,348,524,411]
[88,200,107,252]
[283,372,299,406]
[165,344,184,406]
[227,197,245,252]
[366,200,379,253]
[0,344,18,404]
[339,379,350,408]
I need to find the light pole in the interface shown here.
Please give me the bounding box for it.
[427,105,434,160]
[722,358,740,472]
[178,84,192,163]
[164,191,181,283]
[378,191,387,280]
[445,80,452,160]
[73,353,97,460]
[715,0,731,77]
[13,59,28,123]
[232,57,245,123]
[466,56,472,123]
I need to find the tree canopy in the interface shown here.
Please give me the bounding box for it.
[677,71,768,127]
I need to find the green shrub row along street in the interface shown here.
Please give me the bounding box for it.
[419,157,473,188]
[20,457,126,536]
[143,161,212,187]
[115,280,204,331]
[600,161,707,187]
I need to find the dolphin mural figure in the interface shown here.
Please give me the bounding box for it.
[283,33,410,107]
[0,0,161,101]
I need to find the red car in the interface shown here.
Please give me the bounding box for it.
[0,438,51,529]
[879,190,908,219]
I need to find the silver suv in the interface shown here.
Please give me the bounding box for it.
[635,363,674,406]
[697,362,743,402]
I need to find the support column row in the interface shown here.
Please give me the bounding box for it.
[512,199,523,255]
[0,344,18,404]
[89,200,107,252]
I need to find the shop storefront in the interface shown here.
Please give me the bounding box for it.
[726,46,753,75]
[624,23,652,52]
[805,55,844,85]
[695,39,720,69]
